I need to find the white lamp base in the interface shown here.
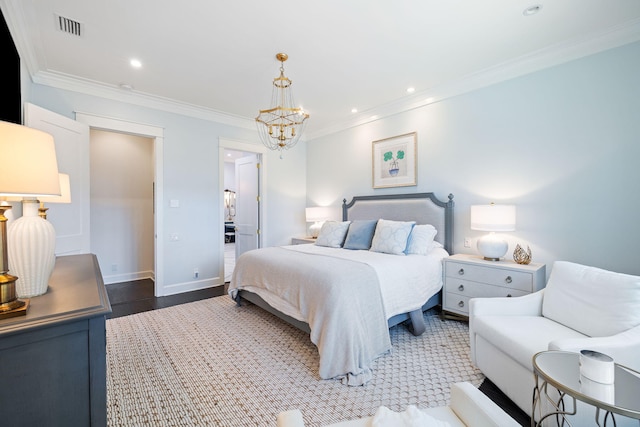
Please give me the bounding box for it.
[477,232,508,261]
[309,221,323,238]
[8,200,56,297]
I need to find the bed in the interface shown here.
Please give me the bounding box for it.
[228,192,454,385]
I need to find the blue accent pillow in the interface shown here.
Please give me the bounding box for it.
[343,220,378,250]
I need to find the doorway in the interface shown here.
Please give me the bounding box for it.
[75,113,165,296]
[219,139,266,284]
[90,129,154,285]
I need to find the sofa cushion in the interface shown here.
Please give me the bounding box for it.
[472,315,586,370]
[542,261,640,337]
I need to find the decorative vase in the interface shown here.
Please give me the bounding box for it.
[513,244,532,265]
[8,199,56,297]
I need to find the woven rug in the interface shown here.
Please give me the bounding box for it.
[106,296,484,426]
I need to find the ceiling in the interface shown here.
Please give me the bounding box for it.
[2,0,640,139]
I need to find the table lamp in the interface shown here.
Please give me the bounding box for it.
[0,121,60,317]
[305,206,331,238]
[470,203,516,261]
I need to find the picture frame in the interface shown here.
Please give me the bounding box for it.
[372,132,417,188]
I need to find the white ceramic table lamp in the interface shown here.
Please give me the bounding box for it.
[0,121,60,315]
[470,204,516,261]
[305,206,331,238]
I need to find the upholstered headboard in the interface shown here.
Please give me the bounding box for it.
[342,193,455,254]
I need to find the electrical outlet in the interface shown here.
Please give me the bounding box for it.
[170,233,179,241]
[193,268,199,279]
[464,237,471,248]
[111,264,117,272]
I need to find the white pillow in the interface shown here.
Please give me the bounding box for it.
[406,224,438,255]
[369,219,415,255]
[542,261,640,337]
[315,221,351,248]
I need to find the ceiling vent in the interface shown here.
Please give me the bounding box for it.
[56,15,82,37]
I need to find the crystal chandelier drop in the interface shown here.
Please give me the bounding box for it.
[256,53,309,156]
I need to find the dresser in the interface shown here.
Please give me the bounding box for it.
[443,253,545,318]
[0,254,111,426]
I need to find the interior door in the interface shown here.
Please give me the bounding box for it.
[234,154,260,259]
[24,103,90,255]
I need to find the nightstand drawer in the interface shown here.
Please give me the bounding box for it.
[445,278,529,299]
[444,292,472,315]
[445,261,533,292]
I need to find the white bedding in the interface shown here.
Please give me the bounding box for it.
[228,244,448,385]
[270,244,447,320]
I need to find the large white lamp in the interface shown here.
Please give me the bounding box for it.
[470,204,516,261]
[305,206,331,238]
[0,120,60,314]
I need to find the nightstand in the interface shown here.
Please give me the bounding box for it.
[291,236,316,245]
[443,253,546,319]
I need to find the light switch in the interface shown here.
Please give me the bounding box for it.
[170,199,179,208]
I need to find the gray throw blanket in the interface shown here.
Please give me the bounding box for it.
[229,246,391,385]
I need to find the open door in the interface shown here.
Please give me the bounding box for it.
[24,103,90,255]
[234,154,260,259]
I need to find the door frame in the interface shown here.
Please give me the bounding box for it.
[219,138,267,282]
[75,112,165,296]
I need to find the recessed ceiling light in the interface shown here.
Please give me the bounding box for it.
[351,108,358,113]
[406,87,415,93]
[130,58,142,68]
[523,4,542,16]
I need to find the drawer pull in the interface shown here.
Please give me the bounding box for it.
[458,268,465,276]
[505,275,512,284]
[458,285,465,292]
[458,301,465,308]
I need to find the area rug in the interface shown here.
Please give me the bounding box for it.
[106,296,484,426]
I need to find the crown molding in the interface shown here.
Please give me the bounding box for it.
[30,71,256,130]
[306,18,640,140]
[4,0,639,140]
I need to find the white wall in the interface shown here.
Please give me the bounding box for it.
[307,41,640,276]
[27,85,307,294]
[90,129,154,283]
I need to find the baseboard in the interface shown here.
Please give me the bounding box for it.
[159,278,221,297]
[103,270,154,285]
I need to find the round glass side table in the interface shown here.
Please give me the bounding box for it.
[532,350,640,426]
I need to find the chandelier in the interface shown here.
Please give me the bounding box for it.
[256,53,309,155]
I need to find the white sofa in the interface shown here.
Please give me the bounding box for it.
[469,260,640,426]
[276,382,520,427]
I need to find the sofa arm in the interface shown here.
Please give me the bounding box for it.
[469,290,545,318]
[469,290,545,365]
[549,323,640,371]
[449,382,520,427]
[276,410,305,427]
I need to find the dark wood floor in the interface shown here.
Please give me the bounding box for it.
[105,278,224,319]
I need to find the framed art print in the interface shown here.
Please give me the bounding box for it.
[372,132,417,188]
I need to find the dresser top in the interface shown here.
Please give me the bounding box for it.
[0,254,111,336]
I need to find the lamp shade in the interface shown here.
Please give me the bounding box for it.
[38,174,71,204]
[305,206,331,223]
[0,120,60,301]
[0,121,61,197]
[470,204,516,232]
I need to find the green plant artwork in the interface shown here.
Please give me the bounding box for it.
[383,150,404,176]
